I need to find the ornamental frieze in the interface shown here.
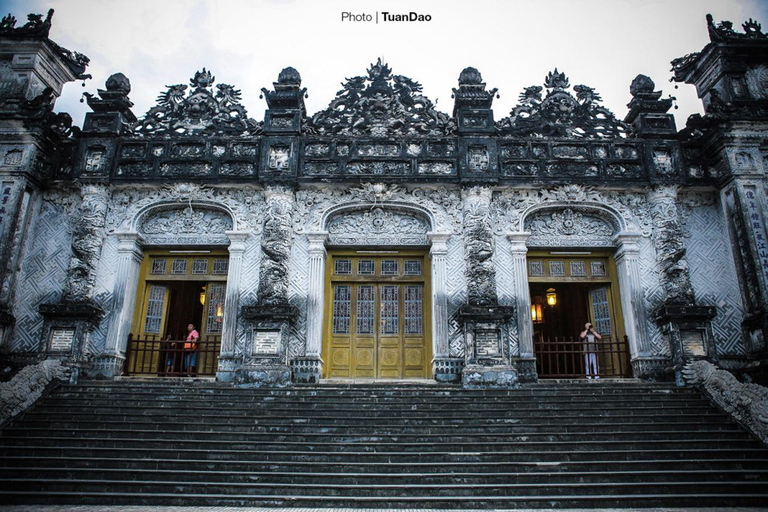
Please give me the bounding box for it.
[525,208,616,247]
[293,183,461,234]
[327,207,430,246]
[106,183,266,234]
[139,205,233,245]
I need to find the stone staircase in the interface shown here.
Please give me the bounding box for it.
[0,380,767,508]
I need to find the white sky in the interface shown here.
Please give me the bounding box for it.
[5,0,768,130]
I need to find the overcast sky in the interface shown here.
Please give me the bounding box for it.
[5,0,768,130]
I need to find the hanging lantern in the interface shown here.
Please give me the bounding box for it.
[199,291,206,305]
[531,300,543,324]
[546,288,557,307]
[216,304,224,319]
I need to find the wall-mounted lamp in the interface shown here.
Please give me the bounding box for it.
[531,296,544,324]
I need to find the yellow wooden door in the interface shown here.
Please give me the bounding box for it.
[325,254,429,379]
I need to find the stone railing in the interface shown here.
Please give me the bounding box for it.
[683,360,768,445]
[0,359,69,427]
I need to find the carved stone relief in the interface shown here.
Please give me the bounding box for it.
[107,183,265,235]
[65,184,110,301]
[463,187,497,307]
[525,207,616,247]
[258,186,294,306]
[327,207,429,246]
[138,205,233,245]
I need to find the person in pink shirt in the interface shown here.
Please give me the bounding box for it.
[183,323,200,375]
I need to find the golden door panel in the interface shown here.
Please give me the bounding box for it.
[324,254,430,379]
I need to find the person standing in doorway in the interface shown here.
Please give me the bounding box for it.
[184,323,200,376]
[580,322,602,379]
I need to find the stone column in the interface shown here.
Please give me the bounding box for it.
[614,231,669,378]
[94,232,143,378]
[216,230,249,381]
[292,231,328,383]
[507,232,536,382]
[429,232,460,382]
[647,186,717,382]
[647,185,695,306]
[459,187,515,388]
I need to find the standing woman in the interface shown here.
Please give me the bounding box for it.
[580,322,602,379]
[184,323,200,376]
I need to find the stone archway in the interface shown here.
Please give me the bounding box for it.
[299,202,452,382]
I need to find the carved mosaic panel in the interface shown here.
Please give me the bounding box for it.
[327,207,430,246]
[288,235,309,358]
[638,236,667,356]
[234,237,262,358]
[447,237,467,358]
[11,199,73,352]
[87,236,119,354]
[681,200,747,356]
[494,234,519,357]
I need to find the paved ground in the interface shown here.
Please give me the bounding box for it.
[4,507,768,512]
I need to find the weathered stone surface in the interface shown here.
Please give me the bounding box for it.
[0,359,69,426]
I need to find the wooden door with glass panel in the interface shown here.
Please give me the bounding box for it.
[324,253,430,379]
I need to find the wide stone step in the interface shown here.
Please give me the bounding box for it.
[3,427,750,443]
[13,419,742,434]
[1,445,764,463]
[4,455,766,474]
[2,466,766,485]
[0,435,760,454]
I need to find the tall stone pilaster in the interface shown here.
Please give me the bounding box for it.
[92,232,143,378]
[292,231,327,383]
[647,185,716,381]
[429,232,460,382]
[236,185,296,387]
[507,232,536,382]
[216,230,249,382]
[460,187,515,388]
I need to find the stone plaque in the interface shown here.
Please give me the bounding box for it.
[50,328,75,352]
[475,329,500,357]
[253,330,281,355]
[681,329,706,357]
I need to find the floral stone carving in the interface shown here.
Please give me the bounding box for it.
[683,360,768,445]
[327,207,430,246]
[307,59,454,137]
[497,69,628,139]
[135,68,261,136]
[66,184,109,301]
[0,359,69,426]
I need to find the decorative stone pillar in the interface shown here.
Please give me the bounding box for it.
[235,186,296,387]
[613,232,662,377]
[428,232,460,383]
[92,232,143,379]
[507,232,537,382]
[216,230,249,382]
[647,185,717,382]
[460,187,516,388]
[292,231,328,384]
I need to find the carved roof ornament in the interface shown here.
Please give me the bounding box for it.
[135,68,261,136]
[307,58,454,137]
[261,66,307,114]
[705,13,766,42]
[83,73,137,126]
[452,67,498,114]
[0,9,90,79]
[496,69,628,139]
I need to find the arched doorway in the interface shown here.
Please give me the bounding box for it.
[319,205,437,380]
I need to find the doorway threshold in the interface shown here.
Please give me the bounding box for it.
[317,378,442,385]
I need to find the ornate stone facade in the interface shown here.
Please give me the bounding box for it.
[1,10,766,388]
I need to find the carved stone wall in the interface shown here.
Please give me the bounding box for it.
[138,205,233,245]
[638,236,667,356]
[10,193,75,352]
[287,235,309,358]
[88,235,118,355]
[680,195,747,358]
[447,236,467,358]
[327,207,429,246]
[524,207,616,247]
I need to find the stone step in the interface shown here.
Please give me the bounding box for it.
[2,490,768,508]
[2,445,765,463]
[3,426,750,443]
[4,455,766,473]
[0,435,761,453]
[2,466,766,485]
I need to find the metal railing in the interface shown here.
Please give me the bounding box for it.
[124,334,221,377]
[533,334,631,379]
